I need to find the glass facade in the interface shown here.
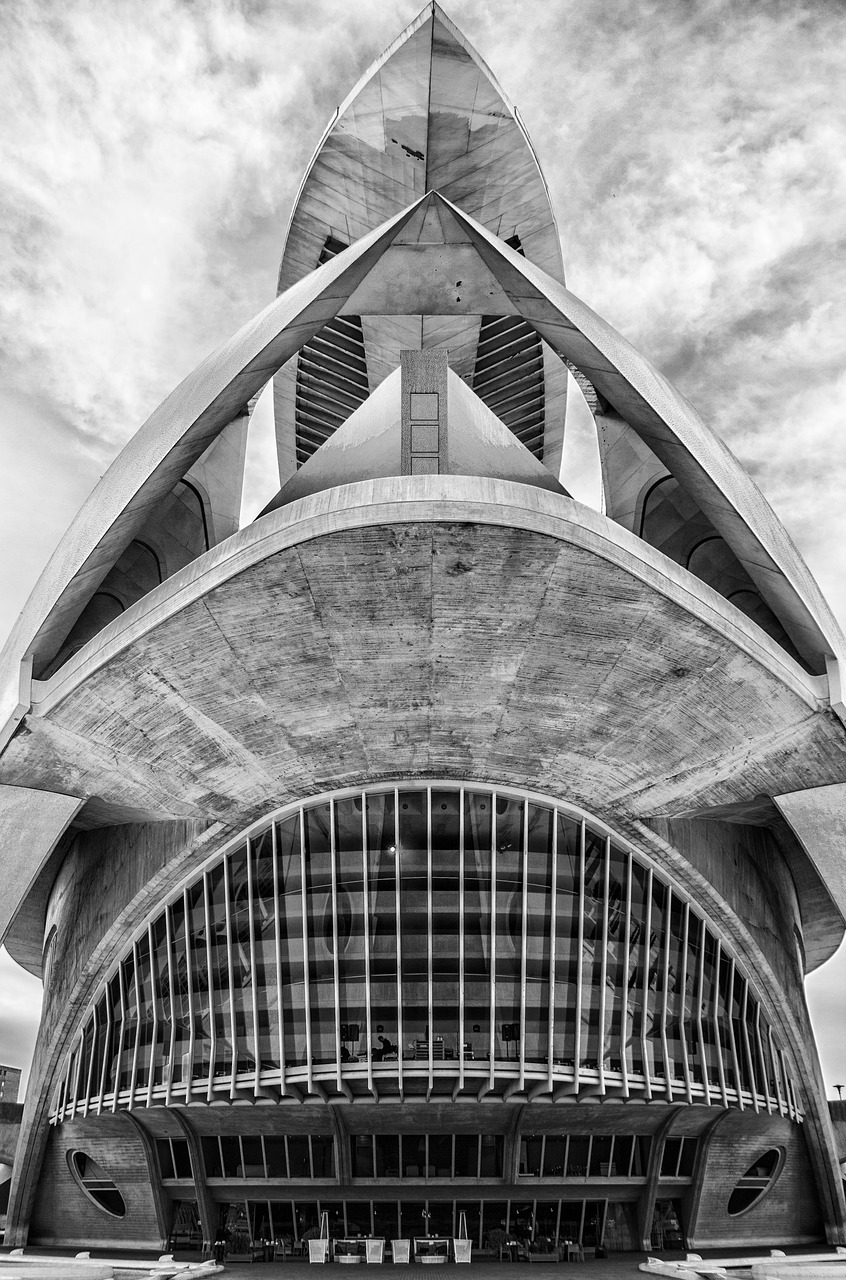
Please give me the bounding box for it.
[211,1197,623,1250]
[53,784,798,1120]
[519,1134,653,1179]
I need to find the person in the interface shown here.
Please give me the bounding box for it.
[378,1034,397,1058]
[213,1232,226,1265]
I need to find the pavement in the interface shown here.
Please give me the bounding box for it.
[216,1257,664,1280]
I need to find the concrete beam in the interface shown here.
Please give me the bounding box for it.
[0,784,83,952]
[774,783,846,921]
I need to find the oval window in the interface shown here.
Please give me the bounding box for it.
[67,1150,126,1218]
[727,1148,784,1216]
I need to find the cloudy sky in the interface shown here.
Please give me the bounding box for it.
[0,0,844,1097]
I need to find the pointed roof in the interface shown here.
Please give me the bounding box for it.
[277,2,564,295]
[272,3,568,483]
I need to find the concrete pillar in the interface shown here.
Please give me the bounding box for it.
[401,350,449,475]
[637,1105,683,1250]
[171,1109,216,1256]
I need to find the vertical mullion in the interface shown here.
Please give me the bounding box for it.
[547,812,558,1094]
[64,1049,75,1122]
[678,902,692,1103]
[620,852,632,1098]
[164,908,176,1108]
[180,890,195,1103]
[224,857,239,1098]
[659,888,673,1102]
[97,984,113,1115]
[693,920,709,1106]
[458,787,466,1094]
[81,1006,97,1117]
[147,921,158,1108]
[361,793,373,1095]
[427,787,434,1089]
[754,1003,773,1114]
[724,956,743,1110]
[574,820,586,1090]
[779,1050,795,1121]
[272,821,288,1095]
[394,788,403,1095]
[597,836,610,1094]
[329,799,343,1094]
[69,1035,83,1120]
[203,872,216,1103]
[640,868,653,1101]
[299,811,314,1092]
[247,838,263,1095]
[769,1026,785,1116]
[739,977,759,1113]
[518,800,529,1090]
[489,792,498,1095]
[129,941,144,1110]
[712,939,729,1108]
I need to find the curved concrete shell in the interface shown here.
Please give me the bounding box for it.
[2,3,846,1259]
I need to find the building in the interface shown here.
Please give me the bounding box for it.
[0,1067,21,1107]
[1,0,846,1257]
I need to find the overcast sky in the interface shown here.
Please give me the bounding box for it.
[0,0,844,1098]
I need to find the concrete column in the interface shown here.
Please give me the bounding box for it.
[171,1109,216,1256]
[124,1112,170,1249]
[637,1105,683,1250]
[401,350,449,475]
[681,1109,732,1249]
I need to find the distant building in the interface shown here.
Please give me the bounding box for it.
[0,1067,21,1106]
[1,0,846,1258]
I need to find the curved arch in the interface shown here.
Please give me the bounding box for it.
[637,474,672,542]
[53,781,799,1116]
[175,478,210,553]
[132,539,163,584]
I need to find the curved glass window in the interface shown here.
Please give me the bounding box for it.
[67,1150,126,1217]
[727,1148,784,1215]
[54,784,798,1117]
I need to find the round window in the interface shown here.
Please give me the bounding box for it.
[727,1148,784,1216]
[67,1150,126,1218]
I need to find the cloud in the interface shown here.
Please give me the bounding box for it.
[0,949,42,1098]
